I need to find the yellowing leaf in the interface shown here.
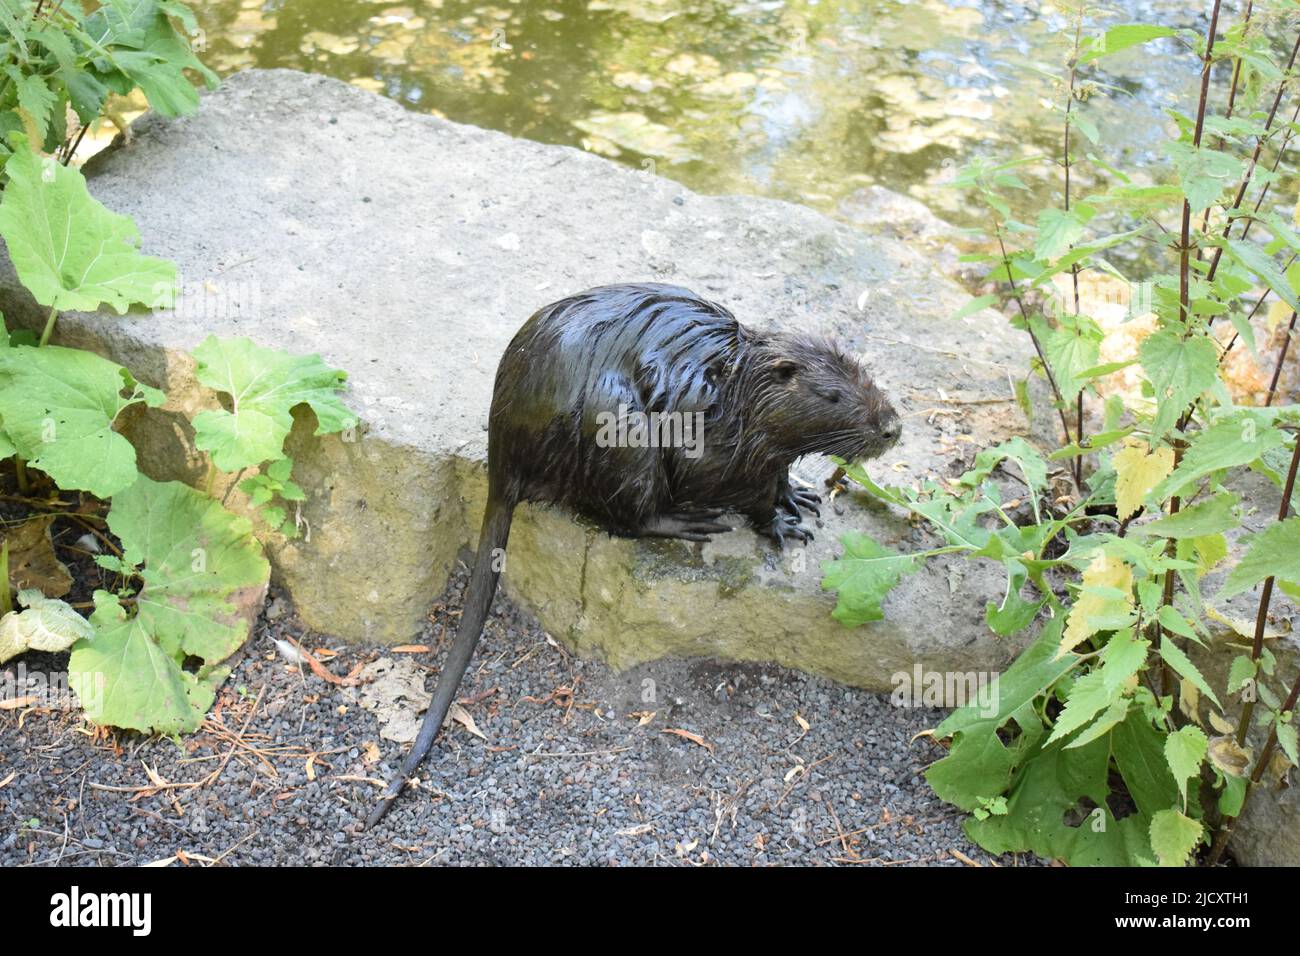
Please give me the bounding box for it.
[1061,553,1133,654]
[1113,439,1174,521]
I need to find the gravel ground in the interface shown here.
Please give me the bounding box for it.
[0,564,1037,867]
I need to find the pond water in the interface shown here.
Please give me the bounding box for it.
[192,0,1228,226]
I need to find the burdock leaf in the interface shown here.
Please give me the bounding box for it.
[190,336,356,471]
[0,134,176,313]
[822,531,920,626]
[67,476,269,733]
[0,590,93,665]
[0,344,163,497]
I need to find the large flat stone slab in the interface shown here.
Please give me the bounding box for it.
[0,69,1039,691]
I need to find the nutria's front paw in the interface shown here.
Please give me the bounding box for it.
[760,510,814,549]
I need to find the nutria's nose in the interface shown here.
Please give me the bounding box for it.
[881,414,902,446]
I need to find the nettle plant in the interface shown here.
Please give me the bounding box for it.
[823,1,1300,865]
[0,0,357,734]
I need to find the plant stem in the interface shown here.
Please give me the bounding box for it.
[1198,0,1253,237]
[60,122,89,166]
[38,306,57,347]
[1264,311,1297,407]
[1160,0,1223,703]
[994,229,1079,461]
[1063,4,1086,489]
[1235,428,1300,745]
[13,458,28,494]
[0,540,10,617]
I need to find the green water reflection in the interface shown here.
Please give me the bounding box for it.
[194,0,1217,224]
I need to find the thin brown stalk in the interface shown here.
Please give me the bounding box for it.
[1235,428,1300,745]
[994,229,1079,460]
[1063,5,1086,488]
[1264,311,1297,406]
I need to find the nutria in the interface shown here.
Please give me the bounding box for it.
[365,283,900,827]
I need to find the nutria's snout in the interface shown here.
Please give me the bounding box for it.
[858,398,902,460]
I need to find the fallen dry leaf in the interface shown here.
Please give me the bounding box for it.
[661,728,713,751]
[391,644,430,654]
[290,638,361,686]
[0,696,37,710]
[449,702,486,740]
[2,515,73,597]
[794,712,810,732]
[362,741,381,764]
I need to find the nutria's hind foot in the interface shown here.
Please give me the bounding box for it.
[760,510,814,549]
[638,510,732,542]
[778,484,822,519]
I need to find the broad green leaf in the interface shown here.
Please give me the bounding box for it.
[107,475,270,661]
[1050,427,1133,460]
[1112,438,1174,520]
[1065,697,1129,750]
[1219,774,1247,816]
[190,336,356,471]
[1135,492,1239,538]
[965,733,1155,866]
[985,558,1044,636]
[1227,655,1256,694]
[1139,331,1219,442]
[1164,725,1207,804]
[1155,416,1286,499]
[70,591,228,734]
[1220,516,1300,598]
[1159,638,1221,708]
[1277,721,1298,767]
[1157,604,1198,640]
[1114,709,1181,820]
[1149,809,1202,867]
[1081,24,1177,62]
[1033,315,1102,402]
[0,344,163,497]
[957,436,1049,494]
[1035,205,1095,260]
[4,68,58,146]
[1047,670,1117,744]
[83,0,218,118]
[822,531,920,626]
[0,135,176,313]
[1220,238,1300,314]
[1167,141,1243,213]
[68,476,269,733]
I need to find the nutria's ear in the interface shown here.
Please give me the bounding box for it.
[771,359,799,381]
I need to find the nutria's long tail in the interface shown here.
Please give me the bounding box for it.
[365,496,513,829]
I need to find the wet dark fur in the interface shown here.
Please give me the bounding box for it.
[366,283,900,827]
